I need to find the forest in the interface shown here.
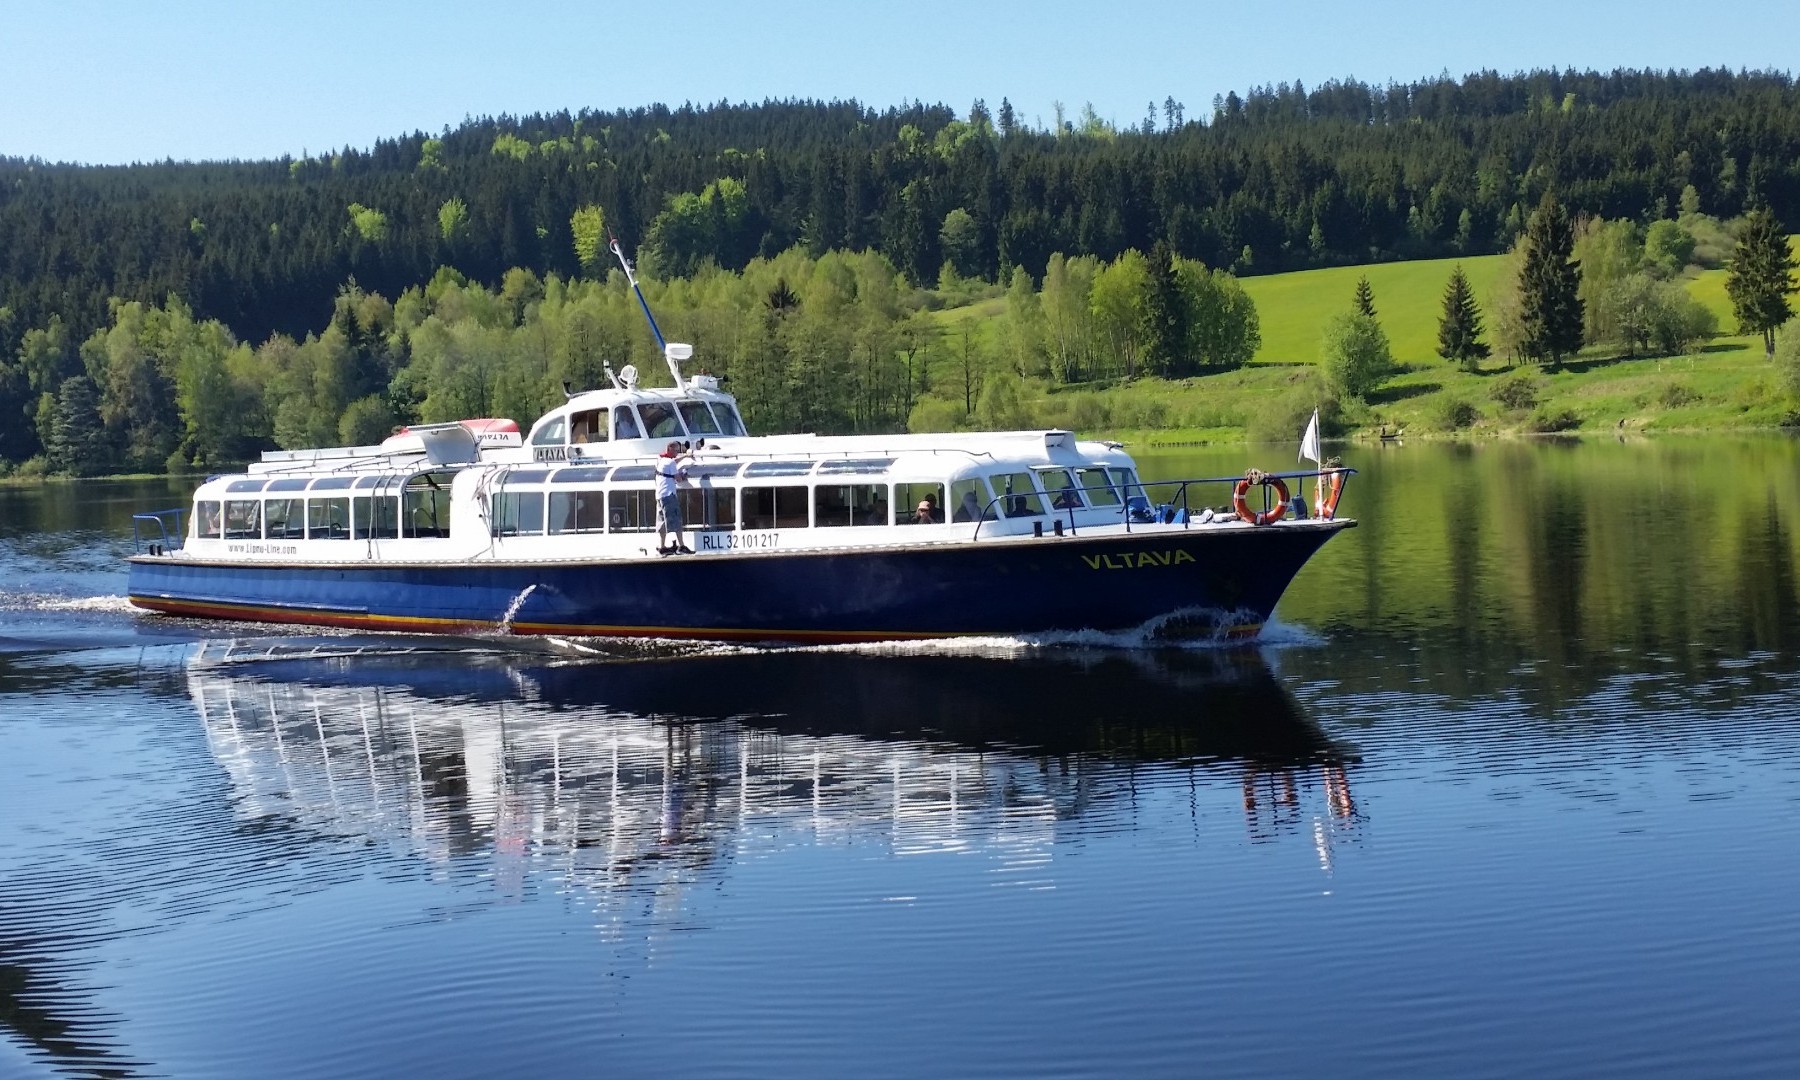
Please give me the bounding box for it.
[2,67,1798,472]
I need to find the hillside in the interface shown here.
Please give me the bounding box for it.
[4,67,1798,357]
[5,68,1800,473]
[922,242,1791,446]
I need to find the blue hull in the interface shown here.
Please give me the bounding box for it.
[128,524,1352,642]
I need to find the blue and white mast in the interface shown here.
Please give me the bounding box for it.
[610,236,691,387]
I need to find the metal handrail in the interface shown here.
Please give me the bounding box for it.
[132,508,188,555]
[970,467,1356,541]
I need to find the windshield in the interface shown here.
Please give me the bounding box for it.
[678,401,721,435]
[710,402,747,437]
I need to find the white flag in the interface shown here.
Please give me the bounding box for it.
[1299,408,1321,466]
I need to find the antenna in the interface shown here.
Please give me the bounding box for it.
[610,234,692,388]
[603,364,621,390]
[610,235,666,351]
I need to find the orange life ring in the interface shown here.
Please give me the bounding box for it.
[1233,476,1289,526]
[1315,470,1345,520]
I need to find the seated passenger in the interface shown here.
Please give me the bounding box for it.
[953,491,982,522]
[1051,487,1081,510]
[912,498,940,524]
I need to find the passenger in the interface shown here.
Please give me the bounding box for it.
[913,497,940,525]
[953,491,983,523]
[614,406,642,441]
[655,441,694,555]
[1051,487,1081,510]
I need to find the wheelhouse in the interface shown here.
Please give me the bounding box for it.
[524,379,749,464]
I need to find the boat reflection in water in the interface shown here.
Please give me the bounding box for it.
[190,637,1363,910]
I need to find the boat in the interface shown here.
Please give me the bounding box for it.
[127,245,1356,644]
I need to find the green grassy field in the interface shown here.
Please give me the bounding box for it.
[1239,255,1508,366]
[924,243,1794,444]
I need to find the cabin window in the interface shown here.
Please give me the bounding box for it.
[354,474,395,489]
[817,458,894,475]
[549,490,607,534]
[678,487,736,530]
[531,416,567,446]
[992,472,1045,518]
[352,496,399,539]
[264,498,306,539]
[266,478,310,492]
[609,489,656,532]
[226,479,267,493]
[307,497,350,539]
[224,501,262,539]
[895,483,947,525]
[743,461,814,477]
[491,491,545,537]
[815,484,887,527]
[678,401,721,436]
[611,465,656,482]
[638,401,684,439]
[613,406,642,440]
[552,466,613,484]
[709,403,747,437]
[687,464,743,482]
[505,469,550,484]
[1037,469,1085,510]
[741,487,808,530]
[194,501,222,539]
[403,473,454,538]
[310,476,355,491]
[570,408,607,444]
[1110,468,1148,505]
[1077,467,1121,506]
[950,478,995,522]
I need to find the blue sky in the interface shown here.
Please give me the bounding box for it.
[4,0,1797,165]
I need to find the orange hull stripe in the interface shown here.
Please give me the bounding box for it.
[129,596,1262,644]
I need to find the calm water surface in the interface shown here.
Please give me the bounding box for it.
[3,438,1800,1078]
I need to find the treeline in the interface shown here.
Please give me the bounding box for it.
[0,238,1276,475]
[5,66,1800,361]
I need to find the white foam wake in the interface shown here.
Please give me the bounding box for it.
[0,592,138,614]
[543,610,1327,661]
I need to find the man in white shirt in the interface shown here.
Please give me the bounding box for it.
[656,441,694,555]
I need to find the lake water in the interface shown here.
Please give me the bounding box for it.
[4,438,1800,1078]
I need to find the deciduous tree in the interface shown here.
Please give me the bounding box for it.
[1320,311,1392,400]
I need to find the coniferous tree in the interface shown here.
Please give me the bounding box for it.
[1519,191,1584,369]
[1437,265,1490,372]
[1142,241,1188,377]
[1353,275,1377,319]
[46,375,109,476]
[1725,207,1796,357]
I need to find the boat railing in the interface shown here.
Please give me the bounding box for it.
[971,468,1356,540]
[132,508,188,555]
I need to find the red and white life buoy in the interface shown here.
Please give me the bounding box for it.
[1232,476,1289,526]
[1314,470,1345,520]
